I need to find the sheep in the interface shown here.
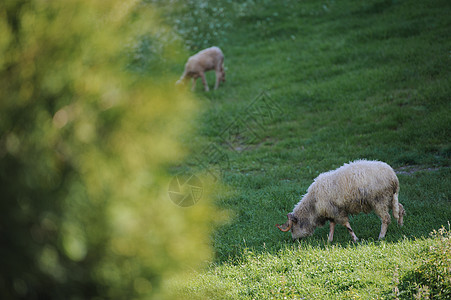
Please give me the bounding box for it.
[176,46,226,92]
[276,160,405,242]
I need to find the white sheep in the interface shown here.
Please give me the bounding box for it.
[276,160,405,242]
[176,46,225,91]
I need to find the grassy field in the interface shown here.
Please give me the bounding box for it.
[147,0,451,298]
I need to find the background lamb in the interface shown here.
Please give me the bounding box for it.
[276,160,405,242]
[176,46,225,91]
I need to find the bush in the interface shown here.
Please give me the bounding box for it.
[0,0,217,299]
[147,0,256,51]
[399,226,451,299]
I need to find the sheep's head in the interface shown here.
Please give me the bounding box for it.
[175,77,187,86]
[276,212,315,240]
[276,213,296,232]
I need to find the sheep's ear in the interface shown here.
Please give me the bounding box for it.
[287,213,298,223]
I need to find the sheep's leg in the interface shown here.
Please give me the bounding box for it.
[191,78,197,91]
[378,212,391,240]
[220,66,226,83]
[214,60,225,89]
[379,223,388,240]
[397,203,405,226]
[344,221,359,242]
[214,69,221,89]
[328,221,336,242]
[200,73,209,91]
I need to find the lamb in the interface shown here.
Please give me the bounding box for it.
[176,46,226,92]
[276,160,405,242]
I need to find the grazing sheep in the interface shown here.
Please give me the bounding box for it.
[176,46,226,91]
[276,160,405,242]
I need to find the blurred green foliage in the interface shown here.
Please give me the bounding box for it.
[0,0,218,299]
[146,0,251,51]
[399,226,451,299]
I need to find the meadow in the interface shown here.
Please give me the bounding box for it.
[146,0,451,298]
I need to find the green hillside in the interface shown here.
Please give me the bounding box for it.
[149,0,451,298]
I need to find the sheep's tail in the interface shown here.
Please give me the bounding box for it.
[392,189,405,227]
[392,191,399,220]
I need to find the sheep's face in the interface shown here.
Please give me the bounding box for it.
[290,217,315,240]
[276,213,315,240]
[176,77,187,86]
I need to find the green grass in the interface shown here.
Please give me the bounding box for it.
[175,229,450,299]
[147,0,451,298]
